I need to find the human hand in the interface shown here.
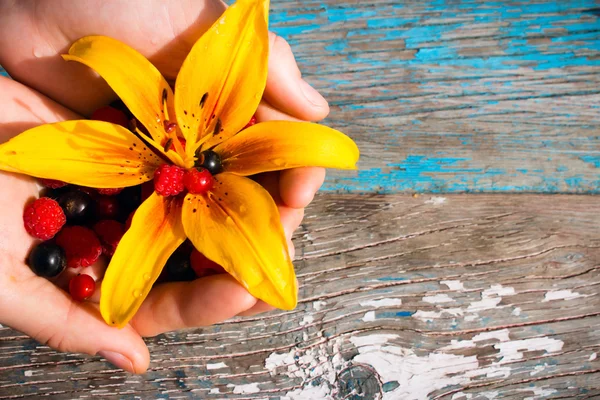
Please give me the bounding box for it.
[0,0,328,373]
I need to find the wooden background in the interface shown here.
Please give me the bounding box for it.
[1,0,599,399]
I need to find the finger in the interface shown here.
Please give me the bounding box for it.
[0,275,149,373]
[0,77,79,142]
[130,275,258,337]
[264,32,329,122]
[252,172,305,239]
[280,167,326,209]
[237,300,275,317]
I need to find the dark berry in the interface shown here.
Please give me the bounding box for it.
[69,274,96,301]
[190,250,225,278]
[117,185,142,216]
[96,195,120,219]
[28,242,67,278]
[183,168,214,194]
[91,106,130,128]
[58,190,94,224]
[165,247,196,281]
[196,150,222,174]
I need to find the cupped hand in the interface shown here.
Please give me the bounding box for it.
[0,0,327,373]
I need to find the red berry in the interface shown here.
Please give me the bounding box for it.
[154,164,185,196]
[69,274,96,301]
[243,115,257,130]
[91,106,130,128]
[56,226,102,268]
[97,187,123,196]
[23,197,66,240]
[183,168,214,194]
[96,195,120,219]
[190,250,225,277]
[39,178,67,189]
[93,220,125,256]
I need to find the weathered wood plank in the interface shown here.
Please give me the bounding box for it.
[269,0,600,193]
[0,193,598,399]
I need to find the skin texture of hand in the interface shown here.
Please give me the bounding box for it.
[0,0,328,373]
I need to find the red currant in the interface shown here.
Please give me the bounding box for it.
[183,168,214,194]
[69,274,96,301]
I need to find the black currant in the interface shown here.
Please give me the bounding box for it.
[116,185,142,221]
[28,242,67,278]
[196,150,222,175]
[165,247,196,281]
[58,189,94,224]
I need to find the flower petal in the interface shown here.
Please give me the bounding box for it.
[63,36,175,146]
[214,121,359,176]
[182,173,297,310]
[0,120,161,187]
[175,0,269,154]
[100,193,186,328]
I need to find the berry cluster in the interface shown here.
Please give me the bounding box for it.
[24,103,237,302]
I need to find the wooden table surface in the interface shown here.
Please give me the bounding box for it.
[1,1,599,399]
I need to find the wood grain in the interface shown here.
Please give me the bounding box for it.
[0,193,598,399]
[269,0,600,193]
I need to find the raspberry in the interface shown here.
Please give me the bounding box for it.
[190,250,225,277]
[94,220,125,256]
[154,164,185,196]
[97,188,123,196]
[39,178,67,189]
[91,106,130,128]
[243,115,257,130]
[183,168,214,194]
[56,226,102,268]
[23,197,66,240]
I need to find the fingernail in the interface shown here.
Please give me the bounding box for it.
[98,350,134,373]
[299,79,328,108]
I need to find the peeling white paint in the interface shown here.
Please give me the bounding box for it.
[464,314,478,322]
[363,311,376,322]
[478,391,499,399]
[530,363,548,376]
[350,334,478,400]
[312,300,327,311]
[467,284,515,312]
[425,196,447,205]
[590,352,597,361]
[442,280,464,291]
[300,315,314,326]
[519,387,557,399]
[24,370,33,377]
[230,382,261,394]
[512,307,522,316]
[542,289,582,302]
[443,329,510,350]
[283,384,333,400]
[209,388,220,394]
[423,293,453,304]
[206,362,228,370]
[360,298,403,308]
[413,308,464,322]
[451,392,473,400]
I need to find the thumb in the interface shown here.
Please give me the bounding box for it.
[0,275,149,373]
[263,32,330,122]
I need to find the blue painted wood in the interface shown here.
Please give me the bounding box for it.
[270,0,600,193]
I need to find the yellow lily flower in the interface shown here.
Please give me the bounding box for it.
[0,0,358,328]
